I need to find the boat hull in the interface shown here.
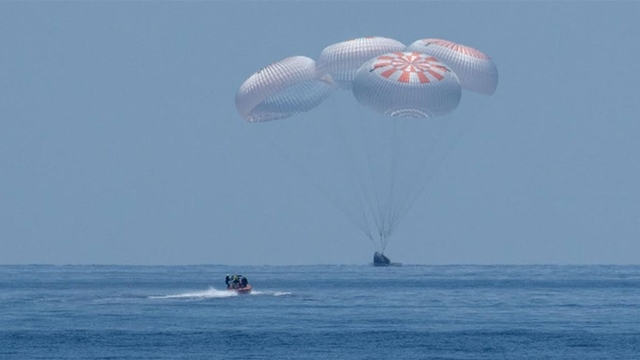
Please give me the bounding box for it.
[228,284,252,294]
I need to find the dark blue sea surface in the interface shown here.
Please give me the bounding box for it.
[1,265,639,359]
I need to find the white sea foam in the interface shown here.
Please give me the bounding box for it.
[251,290,292,297]
[149,288,237,299]
[149,288,292,299]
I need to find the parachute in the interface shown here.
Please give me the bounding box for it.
[235,37,498,257]
[404,39,498,95]
[235,56,336,122]
[352,52,461,118]
[316,36,406,90]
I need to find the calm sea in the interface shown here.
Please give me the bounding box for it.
[1,265,639,359]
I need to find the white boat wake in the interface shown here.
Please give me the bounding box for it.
[149,288,236,299]
[149,288,292,300]
[250,290,292,297]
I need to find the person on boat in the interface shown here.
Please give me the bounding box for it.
[231,274,240,289]
[225,274,231,288]
[236,275,246,288]
[240,276,248,288]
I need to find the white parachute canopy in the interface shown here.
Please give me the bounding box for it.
[352,52,461,119]
[405,39,498,95]
[316,36,406,90]
[235,56,336,122]
[234,37,498,254]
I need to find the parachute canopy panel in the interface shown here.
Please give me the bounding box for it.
[405,39,498,95]
[235,56,335,122]
[316,36,406,91]
[352,52,462,119]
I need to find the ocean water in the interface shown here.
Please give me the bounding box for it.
[1,265,639,359]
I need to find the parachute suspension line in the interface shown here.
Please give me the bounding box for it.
[390,105,485,236]
[359,114,385,248]
[385,117,449,236]
[264,130,374,243]
[381,122,426,243]
[382,118,402,252]
[388,121,450,238]
[331,111,378,247]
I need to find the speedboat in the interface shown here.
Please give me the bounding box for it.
[226,274,252,293]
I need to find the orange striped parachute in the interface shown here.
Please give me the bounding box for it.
[352,52,461,118]
[404,39,498,95]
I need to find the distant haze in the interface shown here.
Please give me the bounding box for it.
[1,2,639,265]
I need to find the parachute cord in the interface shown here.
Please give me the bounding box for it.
[381,230,392,253]
[391,116,451,233]
[377,117,401,251]
[332,110,378,247]
[367,233,377,248]
[388,101,488,237]
[388,122,454,238]
[264,129,375,244]
[359,114,385,246]
[381,234,387,253]
[383,119,441,241]
[385,117,402,245]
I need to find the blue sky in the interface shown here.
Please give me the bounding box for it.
[1,2,639,265]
